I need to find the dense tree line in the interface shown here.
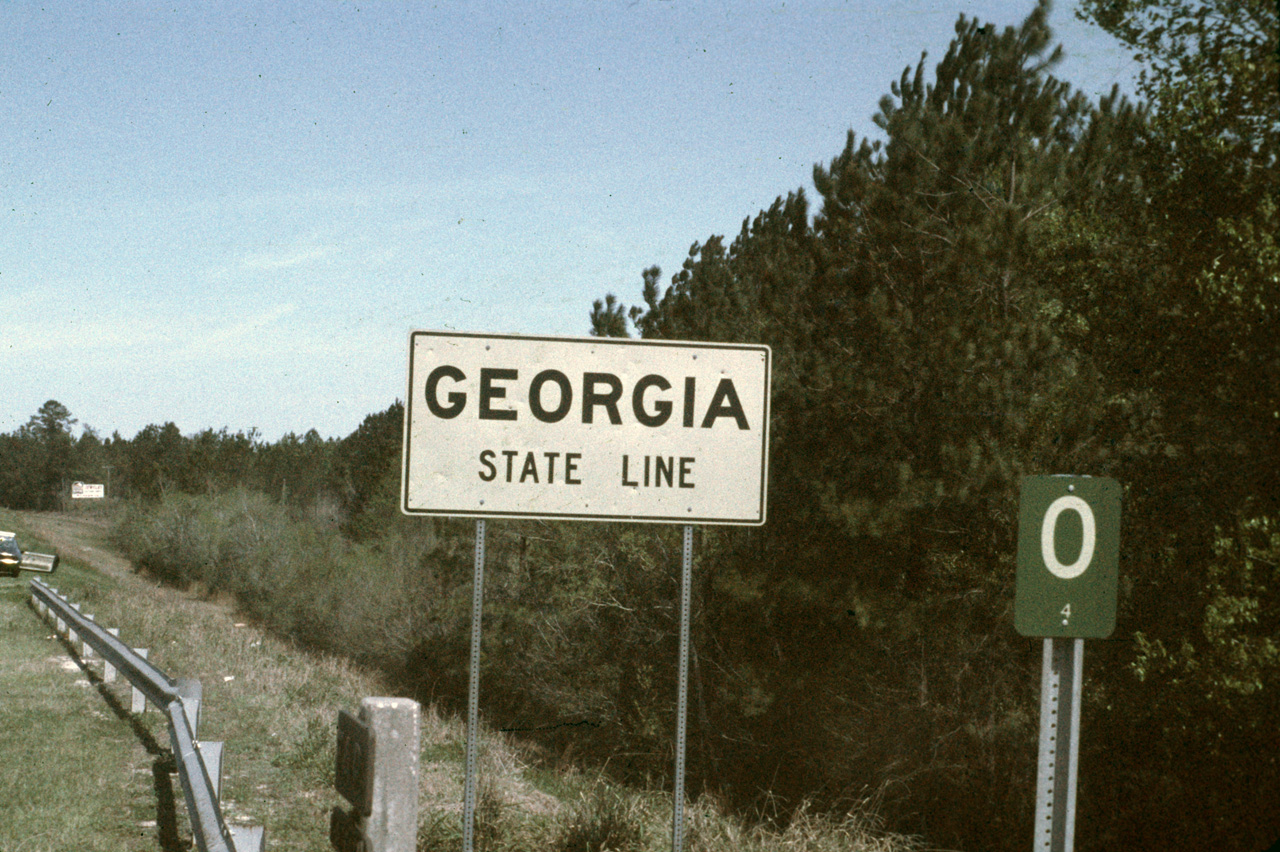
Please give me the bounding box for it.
[0,398,400,539]
[588,1,1277,848]
[5,2,1275,849]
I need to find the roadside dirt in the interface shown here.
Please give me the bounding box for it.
[15,510,134,579]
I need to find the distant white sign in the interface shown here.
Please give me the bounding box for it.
[71,482,105,499]
[402,331,771,524]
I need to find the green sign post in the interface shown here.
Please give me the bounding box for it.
[1016,475,1121,852]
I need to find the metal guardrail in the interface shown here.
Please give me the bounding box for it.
[29,579,263,852]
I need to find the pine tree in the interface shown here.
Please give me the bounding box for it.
[1059,3,1280,846]
[586,4,1149,847]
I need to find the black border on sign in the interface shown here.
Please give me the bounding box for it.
[400,330,771,525]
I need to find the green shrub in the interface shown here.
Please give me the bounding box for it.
[107,492,927,852]
[109,490,455,669]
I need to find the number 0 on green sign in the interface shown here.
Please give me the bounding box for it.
[1015,476,1120,638]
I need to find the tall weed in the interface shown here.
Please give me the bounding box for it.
[110,490,453,669]
[108,492,925,852]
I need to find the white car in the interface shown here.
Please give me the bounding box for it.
[0,531,58,576]
[0,532,22,577]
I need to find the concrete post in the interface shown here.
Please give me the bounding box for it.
[359,697,420,852]
[81,615,95,659]
[103,628,119,683]
[176,678,202,737]
[230,825,265,851]
[198,741,224,800]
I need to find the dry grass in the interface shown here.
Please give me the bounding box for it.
[4,507,926,852]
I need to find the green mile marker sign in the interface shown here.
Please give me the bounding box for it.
[1015,475,1121,639]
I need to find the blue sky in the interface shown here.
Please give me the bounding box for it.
[2,1,1137,442]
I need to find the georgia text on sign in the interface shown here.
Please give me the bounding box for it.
[423,366,750,430]
[402,332,770,524]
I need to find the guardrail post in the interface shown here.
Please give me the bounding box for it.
[199,741,225,800]
[46,589,60,631]
[230,825,265,851]
[80,615,96,659]
[131,649,149,714]
[177,678,202,737]
[103,628,119,683]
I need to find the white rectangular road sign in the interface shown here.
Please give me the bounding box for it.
[402,331,770,524]
[71,482,105,499]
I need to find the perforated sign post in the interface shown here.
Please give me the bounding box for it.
[402,331,770,852]
[1016,475,1120,852]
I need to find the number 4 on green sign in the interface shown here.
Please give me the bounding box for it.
[1015,476,1120,639]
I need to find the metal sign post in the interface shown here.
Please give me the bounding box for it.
[1015,475,1120,852]
[402,331,771,852]
[462,519,486,852]
[672,525,693,852]
[1034,637,1083,852]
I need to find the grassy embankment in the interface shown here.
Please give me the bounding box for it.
[0,503,923,851]
[1,508,382,851]
[0,536,152,851]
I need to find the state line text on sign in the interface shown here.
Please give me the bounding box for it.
[401,331,771,524]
